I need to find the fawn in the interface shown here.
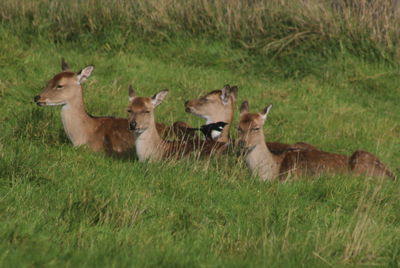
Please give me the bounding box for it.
[34,59,166,154]
[184,85,317,154]
[237,101,396,180]
[127,87,228,161]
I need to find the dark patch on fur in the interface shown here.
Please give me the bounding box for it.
[49,72,76,87]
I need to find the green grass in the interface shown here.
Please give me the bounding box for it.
[1,13,400,267]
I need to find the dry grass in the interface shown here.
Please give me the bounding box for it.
[1,0,399,59]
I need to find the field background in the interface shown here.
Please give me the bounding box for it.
[1,0,400,267]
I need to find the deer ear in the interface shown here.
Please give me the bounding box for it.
[220,85,232,105]
[76,65,94,84]
[61,58,70,71]
[260,104,272,121]
[229,85,238,100]
[128,85,136,102]
[151,89,169,107]
[240,101,249,116]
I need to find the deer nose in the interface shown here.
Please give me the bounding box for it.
[129,121,137,131]
[184,101,192,112]
[34,95,41,103]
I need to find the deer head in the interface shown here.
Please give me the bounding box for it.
[184,84,237,123]
[127,85,169,135]
[237,101,272,151]
[34,59,94,106]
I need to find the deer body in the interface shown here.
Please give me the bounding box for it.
[134,121,164,161]
[59,92,134,152]
[128,88,227,162]
[60,102,94,147]
[245,140,281,180]
[237,101,395,181]
[279,150,349,178]
[34,60,143,154]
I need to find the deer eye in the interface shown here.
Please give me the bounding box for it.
[127,109,132,113]
[56,85,64,89]
[143,111,150,114]
[251,127,260,131]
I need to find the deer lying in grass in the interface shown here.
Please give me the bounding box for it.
[127,87,228,161]
[237,101,396,180]
[34,59,166,154]
[183,85,317,154]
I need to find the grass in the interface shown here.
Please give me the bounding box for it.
[1,0,400,266]
[1,0,400,61]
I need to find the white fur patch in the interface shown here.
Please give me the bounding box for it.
[211,130,221,140]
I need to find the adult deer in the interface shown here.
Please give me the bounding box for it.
[34,59,166,154]
[237,101,396,181]
[127,87,228,161]
[184,85,317,154]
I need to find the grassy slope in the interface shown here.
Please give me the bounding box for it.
[1,28,400,267]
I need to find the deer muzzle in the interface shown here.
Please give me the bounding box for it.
[129,121,137,131]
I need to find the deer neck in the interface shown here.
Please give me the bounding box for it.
[134,120,164,162]
[245,135,280,181]
[208,107,234,143]
[61,91,97,146]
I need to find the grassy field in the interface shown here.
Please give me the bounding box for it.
[1,0,400,267]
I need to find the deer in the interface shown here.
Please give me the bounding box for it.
[34,59,167,155]
[127,87,228,162]
[183,85,318,154]
[237,101,396,181]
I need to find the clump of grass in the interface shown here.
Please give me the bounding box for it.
[11,108,68,146]
[1,0,399,60]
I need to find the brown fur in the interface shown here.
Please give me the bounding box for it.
[266,141,318,154]
[160,139,227,159]
[349,150,396,179]
[279,150,349,178]
[169,121,198,140]
[237,101,395,180]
